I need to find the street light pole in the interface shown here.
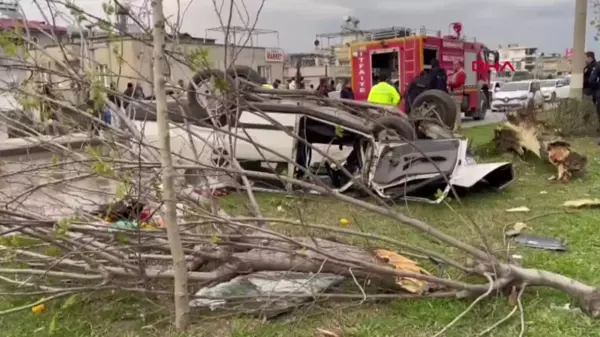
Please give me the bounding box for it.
[570,0,588,99]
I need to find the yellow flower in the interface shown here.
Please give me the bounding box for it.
[31,304,46,314]
[339,218,350,227]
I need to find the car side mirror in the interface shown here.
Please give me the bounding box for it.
[556,82,564,87]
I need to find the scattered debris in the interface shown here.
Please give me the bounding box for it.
[513,234,566,251]
[31,304,46,314]
[550,302,583,314]
[540,190,548,194]
[506,206,530,213]
[493,109,587,182]
[189,271,345,319]
[373,249,431,294]
[316,328,342,337]
[563,199,600,208]
[505,222,528,237]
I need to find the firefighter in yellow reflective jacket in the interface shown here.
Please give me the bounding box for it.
[367,73,401,106]
[260,77,274,89]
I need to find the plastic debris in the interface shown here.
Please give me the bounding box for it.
[189,271,345,318]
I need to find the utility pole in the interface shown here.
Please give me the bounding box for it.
[570,0,588,98]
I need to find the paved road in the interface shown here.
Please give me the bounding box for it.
[462,110,506,128]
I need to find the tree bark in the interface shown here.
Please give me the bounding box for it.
[151,0,190,330]
[493,109,587,181]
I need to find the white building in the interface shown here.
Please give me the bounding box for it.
[497,44,538,72]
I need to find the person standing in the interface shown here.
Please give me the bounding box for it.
[428,59,448,92]
[367,73,400,106]
[316,78,330,96]
[587,60,600,130]
[340,80,354,99]
[260,77,274,89]
[448,60,466,130]
[405,71,429,114]
[584,51,597,101]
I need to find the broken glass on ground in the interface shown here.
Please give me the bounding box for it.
[189,271,345,319]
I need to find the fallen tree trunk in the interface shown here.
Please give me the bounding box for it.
[492,108,587,181]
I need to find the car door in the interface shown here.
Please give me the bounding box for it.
[556,78,570,98]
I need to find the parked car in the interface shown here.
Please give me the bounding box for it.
[555,76,571,99]
[539,79,560,102]
[489,81,504,101]
[491,80,544,112]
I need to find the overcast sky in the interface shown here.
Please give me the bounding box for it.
[19,0,600,55]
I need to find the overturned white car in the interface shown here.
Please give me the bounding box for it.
[131,66,514,203]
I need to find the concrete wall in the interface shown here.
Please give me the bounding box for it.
[40,37,284,94]
[283,65,351,88]
[0,31,67,86]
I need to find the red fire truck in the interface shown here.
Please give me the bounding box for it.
[349,22,497,120]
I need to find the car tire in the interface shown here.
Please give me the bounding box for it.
[411,90,457,128]
[187,69,238,127]
[371,115,417,141]
[551,92,557,103]
[473,93,488,120]
[226,65,263,84]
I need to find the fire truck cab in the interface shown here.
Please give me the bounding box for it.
[349,23,498,120]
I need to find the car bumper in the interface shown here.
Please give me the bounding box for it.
[491,100,528,111]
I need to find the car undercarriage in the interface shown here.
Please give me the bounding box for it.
[179,67,515,203]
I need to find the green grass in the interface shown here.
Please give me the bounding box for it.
[4,123,600,336]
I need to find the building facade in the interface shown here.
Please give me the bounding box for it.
[0,0,69,85]
[39,33,285,95]
[497,44,538,72]
[535,53,571,78]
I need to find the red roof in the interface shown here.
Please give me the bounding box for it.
[0,18,67,33]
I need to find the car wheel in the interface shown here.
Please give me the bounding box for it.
[226,65,264,84]
[551,92,557,103]
[371,115,417,141]
[473,93,488,121]
[410,90,457,128]
[187,69,239,127]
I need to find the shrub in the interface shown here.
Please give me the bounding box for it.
[544,98,597,136]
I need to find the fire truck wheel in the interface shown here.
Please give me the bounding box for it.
[473,94,488,120]
[188,69,239,127]
[411,90,457,128]
[226,65,264,85]
[371,115,417,141]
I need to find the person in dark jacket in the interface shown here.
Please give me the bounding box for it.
[584,51,597,100]
[315,78,330,96]
[404,71,429,114]
[122,82,134,109]
[340,80,354,99]
[587,61,600,131]
[427,59,448,92]
[107,82,120,106]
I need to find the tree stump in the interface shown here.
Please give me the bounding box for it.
[492,108,587,181]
